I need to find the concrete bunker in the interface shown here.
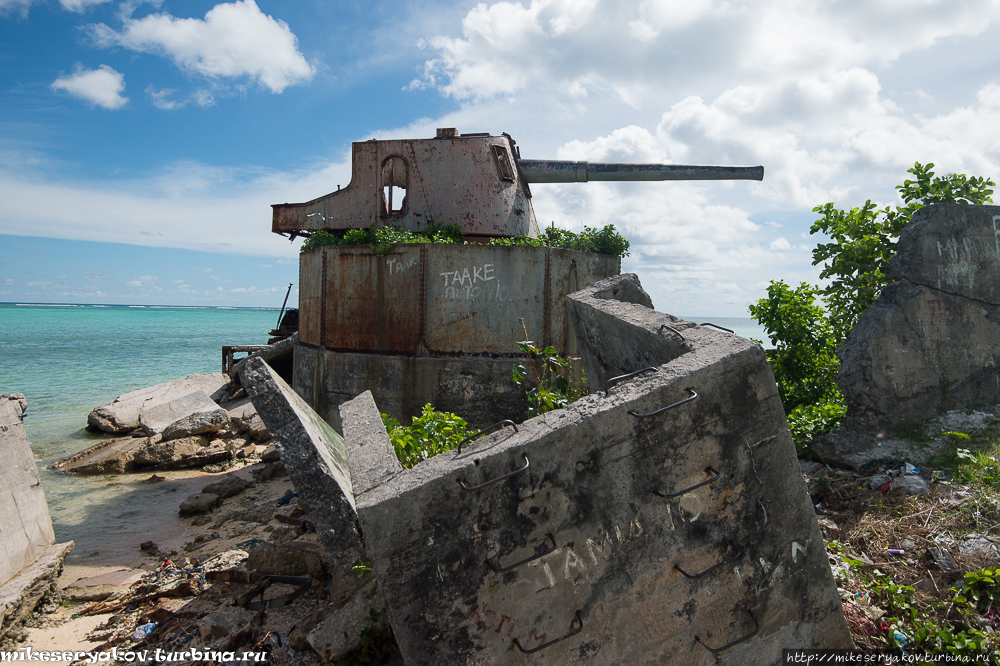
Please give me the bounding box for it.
[244,274,851,664]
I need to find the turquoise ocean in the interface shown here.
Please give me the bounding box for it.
[0,303,765,557]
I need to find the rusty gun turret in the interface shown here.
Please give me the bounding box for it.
[272,129,764,240]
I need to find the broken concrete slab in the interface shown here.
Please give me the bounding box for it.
[245,542,325,579]
[140,390,230,440]
[306,578,389,663]
[1,395,59,584]
[229,333,298,381]
[339,391,402,496]
[565,273,692,391]
[817,204,1000,467]
[202,475,252,499]
[0,394,74,641]
[240,357,364,572]
[0,542,74,642]
[88,372,230,434]
[132,436,234,472]
[49,435,153,475]
[348,274,850,664]
[179,493,222,516]
[64,568,145,602]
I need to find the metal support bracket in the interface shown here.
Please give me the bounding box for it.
[513,610,583,654]
[659,324,686,340]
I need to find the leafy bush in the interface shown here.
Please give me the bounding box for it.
[512,319,587,417]
[381,404,473,468]
[491,224,630,257]
[301,222,465,254]
[751,163,994,451]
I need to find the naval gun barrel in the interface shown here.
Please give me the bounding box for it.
[518,160,764,183]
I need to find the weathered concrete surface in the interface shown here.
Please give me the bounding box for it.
[88,373,230,434]
[293,346,530,431]
[63,568,144,602]
[0,394,74,641]
[1,395,58,585]
[140,390,230,440]
[816,204,1000,467]
[349,276,850,664]
[51,434,235,474]
[229,333,298,381]
[49,435,152,475]
[0,542,73,641]
[338,392,402,495]
[306,578,390,662]
[240,358,364,572]
[567,273,692,391]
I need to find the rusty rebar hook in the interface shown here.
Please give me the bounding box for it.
[652,467,720,499]
[699,322,735,334]
[604,367,658,394]
[456,420,518,454]
[628,388,698,418]
[458,454,529,491]
[674,543,743,579]
[513,610,583,654]
[695,610,759,653]
[659,324,686,340]
[486,533,557,573]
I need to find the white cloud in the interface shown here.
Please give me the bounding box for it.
[126,275,159,287]
[0,0,34,16]
[89,0,314,93]
[51,65,128,110]
[59,0,112,13]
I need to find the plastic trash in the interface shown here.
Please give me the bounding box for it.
[133,622,156,640]
[892,476,929,495]
[277,492,299,507]
[887,549,904,555]
[902,463,920,475]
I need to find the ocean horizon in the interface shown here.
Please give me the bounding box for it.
[1,301,768,552]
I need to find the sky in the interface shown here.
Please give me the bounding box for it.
[1,0,999,315]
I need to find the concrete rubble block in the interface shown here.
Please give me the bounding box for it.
[202,474,252,499]
[0,394,74,641]
[240,357,364,571]
[133,436,234,472]
[179,493,222,516]
[349,274,851,664]
[339,391,402,495]
[225,396,258,433]
[1,396,58,584]
[140,390,231,440]
[198,608,258,641]
[63,568,145,602]
[565,273,692,391]
[245,413,271,441]
[245,542,325,579]
[88,372,230,434]
[306,578,389,663]
[817,204,1000,467]
[49,435,153,475]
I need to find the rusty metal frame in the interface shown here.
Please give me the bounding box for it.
[222,345,269,374]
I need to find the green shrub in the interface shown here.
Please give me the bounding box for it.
[301,222,465,254]
[381,404,473,468]
[490,224,630,257]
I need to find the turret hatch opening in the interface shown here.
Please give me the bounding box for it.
[381,156,408,216]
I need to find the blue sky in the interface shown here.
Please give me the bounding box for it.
[1,0,999,314]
